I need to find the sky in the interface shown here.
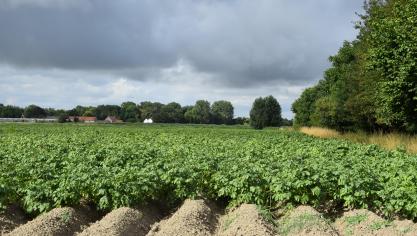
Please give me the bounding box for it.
[0,0,364,118]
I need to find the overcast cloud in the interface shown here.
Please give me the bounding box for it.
[0,0,363,118]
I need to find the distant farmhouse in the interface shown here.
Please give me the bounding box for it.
[68,116,97,123]
[104,116,122,123]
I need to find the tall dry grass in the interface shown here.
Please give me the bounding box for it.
[299,126,417,154]
[299,127,340,139]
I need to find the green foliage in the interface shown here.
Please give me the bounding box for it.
[0,101,238,125]
[211,100,234,124]
[24,105,47,118]
[250,96,282,129]
[95,105,121,120]
[160,102,183,123]
[68,105,96,117]
[120,101,139,122]
[82,110,95,117]
[1,124,417,219]
[364,0,417,131]
[0,105,24,118]
[184,100,211,124]
[292,87,319,127]
[293,0,417,133]
[250,97,268,129]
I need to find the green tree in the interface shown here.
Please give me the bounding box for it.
[211,100,234,124]
[68,106,96,117]
[181,106,193,123]
[292,39,379,131]
[264,95,282,126]
[250,97,268,129]
[95,105,121,120]
[24,105,47,118]
[292,88,319,127]
[363,0,417,132]
[83,110,95,117]
[139,102,163,122]
[161,102,183,123]
[185,100,211,124]
[0,105,24,118]
[121,101,139,122]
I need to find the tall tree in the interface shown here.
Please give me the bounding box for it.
[364,0,417,132]
[121,101,140,122]
[292,87,320,127]
[95,105,121,120]
[264,95,282,126]
[250,97,268,129]
[24,105,47,118]
[139,102,164,122]
[0,105,24,118]
[161,102,183,123]
[185,100,211,124]
[211,100,234,124]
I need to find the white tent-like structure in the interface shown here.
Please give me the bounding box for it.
[143,118,153,124]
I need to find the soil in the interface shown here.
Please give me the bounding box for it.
[3,200,417,236]
[276,205,338,236]
[7,206,99,236]
[216,204,275,236]
[334,209,417,236]
[0,205,29,235]
[78,206,161,236]
[146,199,218,236]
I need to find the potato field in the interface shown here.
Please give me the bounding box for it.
[1,123,417,235]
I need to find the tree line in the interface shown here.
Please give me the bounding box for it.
[0,100,238,125]
[0,96,290,128]
[292,0,417,133]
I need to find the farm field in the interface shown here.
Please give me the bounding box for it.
[1,123,417,235]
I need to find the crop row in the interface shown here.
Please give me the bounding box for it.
[1,124,417,219]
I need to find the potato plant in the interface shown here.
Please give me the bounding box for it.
[0,124,417,219]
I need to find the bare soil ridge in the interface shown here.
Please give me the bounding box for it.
[7,206,98,236]
[146,199,218,236]
[3,200,417,236]
[217,204,275,236]
[79,206,160,236]
[277,205,338,236]
[335,209,417,236]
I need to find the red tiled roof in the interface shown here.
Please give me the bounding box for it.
[78,116,97,121]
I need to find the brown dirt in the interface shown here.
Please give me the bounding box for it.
[146,199,218,236]
[78,205,161,236]
[216,204,275,236]
[391,219,417,236]
[277,205,338,236]
[0,205,29,235]
[7,206,99,236]
[334,209,417,236]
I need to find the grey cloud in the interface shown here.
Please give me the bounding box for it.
[0,1,178,70]
[0,0,363,87]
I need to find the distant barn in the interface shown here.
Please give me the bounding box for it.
[68,116,97,123]
[104,116,122,123]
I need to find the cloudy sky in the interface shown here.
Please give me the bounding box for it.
[0,0,364,118]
